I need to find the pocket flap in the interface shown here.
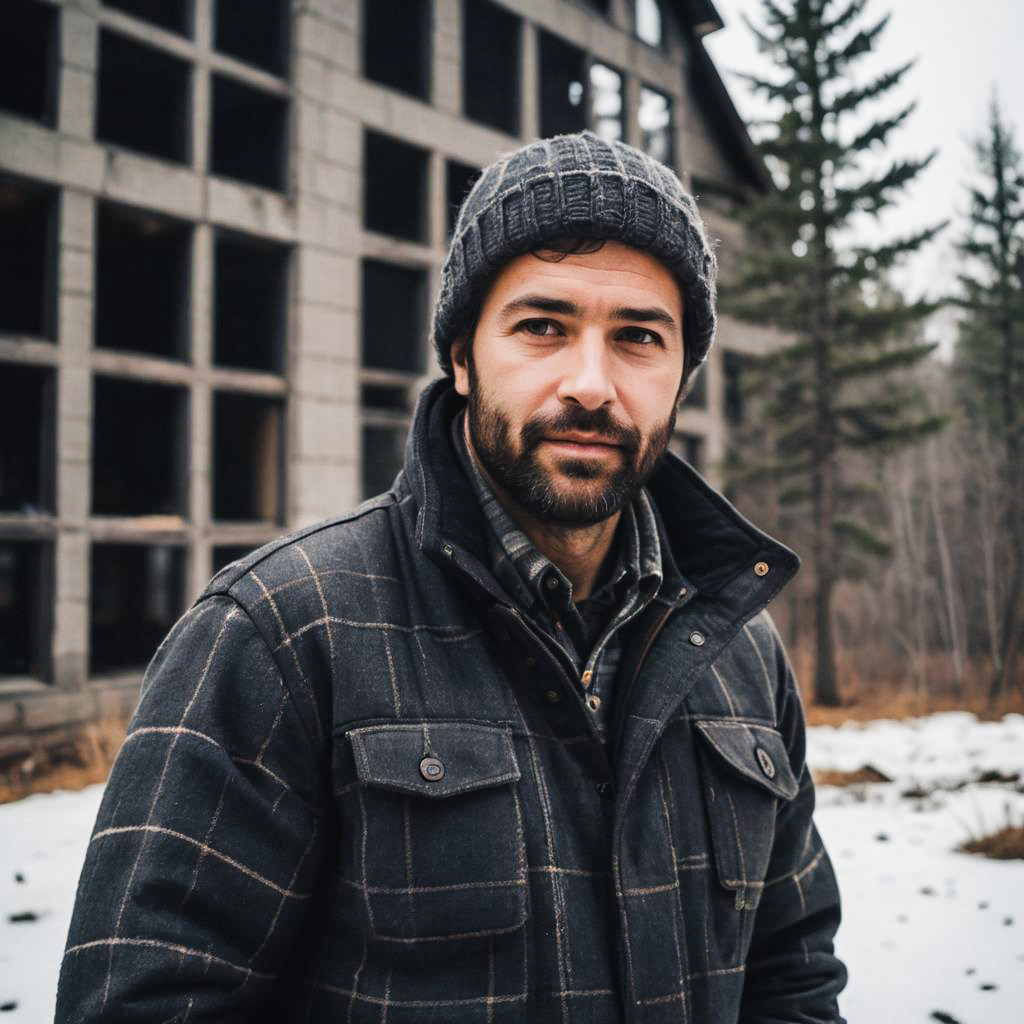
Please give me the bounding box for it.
[349,721,520,799]
[694,720,799,801]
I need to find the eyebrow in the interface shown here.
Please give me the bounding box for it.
[498,294,680,333]
[611,306,680,333]
[499,295,582,318]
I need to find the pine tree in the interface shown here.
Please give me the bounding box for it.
[719,0,944,706]
[954,98,1024,702]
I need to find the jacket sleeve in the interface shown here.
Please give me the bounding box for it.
[739,629,848,1024]
[55,594,328,1023]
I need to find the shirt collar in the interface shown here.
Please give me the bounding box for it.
[450,411,662,615]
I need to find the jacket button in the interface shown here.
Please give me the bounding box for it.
[755,747,775,779]
[754,561,770,577]
[595,782,615,800]
[689,630,706,646]
[419,756,445,781]
[544,689,561,704]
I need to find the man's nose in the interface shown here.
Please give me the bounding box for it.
[556,333,616,410]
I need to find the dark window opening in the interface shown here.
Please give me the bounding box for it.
[463,0,519,135]
[95,202,191,359]
[361,261,426,373]
[0,177,58,339]
[590,62,622,142]
[446,160,480,238]
[96,30,190,164]
[212,392,283,522]
[723,351,751,426]
[0,363,55,513]
[363,0,430,100]
[639,85,672,165]
[362,423,408,499]
[214,232,289,372]
[362,383,411,412]
[102,0,190,36]
[210,74,288,191]
[89,543,184,675]
[0,540,51,679]
[215,0,288,76]
[212,544,254,574]
[0,0,59,125]
[92,376,188,516]
[364,131,429,243]
[539,30,586,139]
[582,0,610,12]
[672,432,705,474]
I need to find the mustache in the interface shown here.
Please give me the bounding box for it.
[519,405,642,455]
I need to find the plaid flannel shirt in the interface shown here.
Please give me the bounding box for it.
[57,379,847,1023]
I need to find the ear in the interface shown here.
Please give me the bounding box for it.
[450,334,471,397]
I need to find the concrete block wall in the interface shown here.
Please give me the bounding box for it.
[0,0,770,759]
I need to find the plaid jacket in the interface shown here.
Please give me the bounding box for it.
[57,379,846,1023]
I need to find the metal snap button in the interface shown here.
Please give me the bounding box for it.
[754,561,770,577]
[755,747,775,779]
[546,576,560,590]
[596,781,615,800]
[689,630,706,647]
[587,695,601,712]
[544,689,561,704]
[419,756,445,782]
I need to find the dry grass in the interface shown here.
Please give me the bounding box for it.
[803,690,1024,727]
[812,766,892,786]
[960,825,1024,861]
[0,718,127,805]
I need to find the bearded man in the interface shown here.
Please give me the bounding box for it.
[57,131,847,1023]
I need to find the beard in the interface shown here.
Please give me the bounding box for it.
[465,357,676,528]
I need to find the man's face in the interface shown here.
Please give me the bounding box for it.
[451,241,685,527]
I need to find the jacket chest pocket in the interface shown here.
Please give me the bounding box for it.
[346,721,528,944]
[694,719,799,912]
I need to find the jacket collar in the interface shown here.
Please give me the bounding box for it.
[403,378,799,607]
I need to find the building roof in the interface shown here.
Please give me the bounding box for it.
[670,0,775,194]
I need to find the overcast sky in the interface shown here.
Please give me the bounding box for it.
[703,0,1024,309]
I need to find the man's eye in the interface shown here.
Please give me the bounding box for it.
[521,319,558,336]
[619,327,661,346]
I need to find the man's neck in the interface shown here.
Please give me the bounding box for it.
[463,418,620,603]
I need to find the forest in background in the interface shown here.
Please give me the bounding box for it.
[720,0,1024,712]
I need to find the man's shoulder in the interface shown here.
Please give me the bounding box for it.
[682,607,794,723]
[200,491,403,606]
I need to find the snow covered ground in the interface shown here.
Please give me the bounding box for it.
[811,712,1024,1024]
[1,712,1022,1022]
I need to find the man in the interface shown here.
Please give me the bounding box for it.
[57,131,846,1022]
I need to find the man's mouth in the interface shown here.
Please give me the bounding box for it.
[542,434,623,456]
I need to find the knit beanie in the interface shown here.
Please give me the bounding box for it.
[431,130,717,376]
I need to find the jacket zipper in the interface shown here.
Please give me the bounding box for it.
[610,596,680,754]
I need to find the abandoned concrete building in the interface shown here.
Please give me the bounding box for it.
[0,0,776,761]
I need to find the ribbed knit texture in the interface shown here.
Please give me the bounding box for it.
[431,130,718,374]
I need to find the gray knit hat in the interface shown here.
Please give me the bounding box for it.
[431,130,717,376]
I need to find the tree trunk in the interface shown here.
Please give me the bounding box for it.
[926,440,965,693]
[989,248,1022,703]
[808,51,839,708]
[990,489,1024,703]
[812,450,840,705]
